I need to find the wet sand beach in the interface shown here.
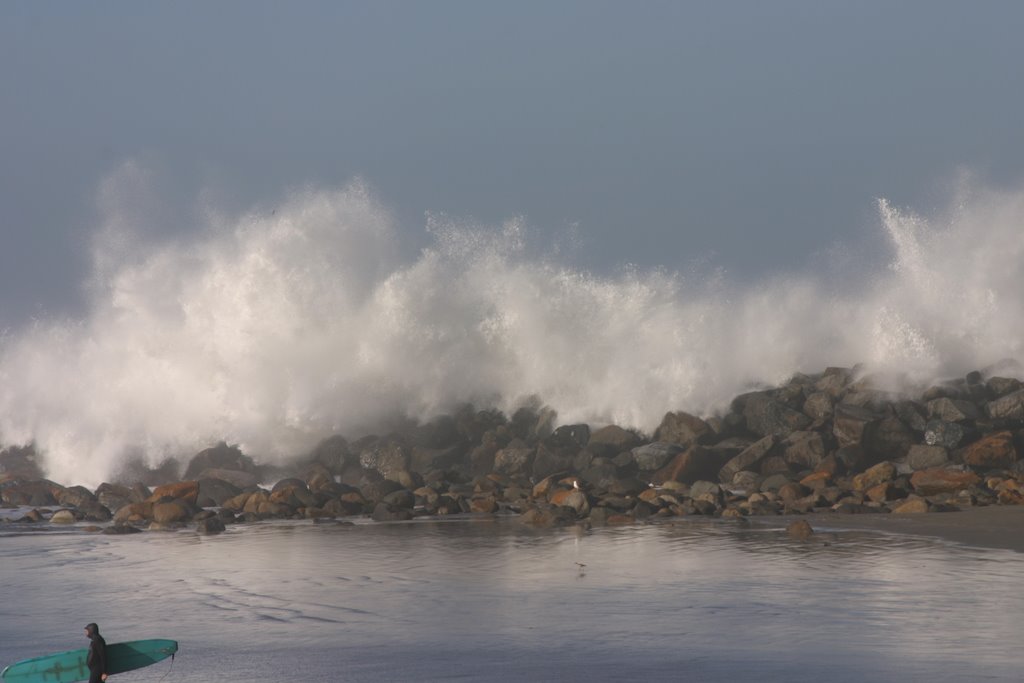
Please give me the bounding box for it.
[774,505,1024,553]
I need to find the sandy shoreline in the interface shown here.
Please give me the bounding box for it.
[766,505,1024,553]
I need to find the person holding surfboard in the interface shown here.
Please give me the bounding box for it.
[83,623,108,683]
[2,632,176,681]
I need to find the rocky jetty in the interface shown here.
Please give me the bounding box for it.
[2,366,1023,533]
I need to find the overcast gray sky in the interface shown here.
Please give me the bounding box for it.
[3,1,1024,325]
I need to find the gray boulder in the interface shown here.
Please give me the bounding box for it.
[631,442,684,471]
[924,420,966,449]
[907,444,950,471]
[741,393,811,438]
[719,436,775,483]
[986,389,1024,420]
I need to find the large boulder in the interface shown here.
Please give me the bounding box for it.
[718,436,775,483]
[531,442,576,480]
[95,483,138,513]
[308,435,353,473]
[549,488,590,517]
[493,447,535,476]
[910,468,981,496]
[781,431,827,470]
[863,417,915,462]
[833,404,879,448]
[50,509,77,524]
[631,443,683,471]
[986,389,1024,420]
[986,377,1022,398]
[547,424,591,450]
[740,393,811,438]
[196,516,227,534]
[891,497,930,514]
[906,445,950,471]
[113,502,153,523]
[360,477,405,503]
[961,431,1017,470]
[651,446,725,485]
[371,502,413,522]
[197,468,259,489]
[852,461,897,491]
[654,412,712,446]
[802,392,835,421]
[152,500,192,524]
[927,397,981,422]
[0,480,59,507]
[924,420,966,449]
[197,478,243,507]
[359,439,410,480]
[184,443,255,480]
[815,367,854,396]
[587,425,643,455]
[147,481,200,505]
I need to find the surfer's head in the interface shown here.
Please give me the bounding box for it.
[84,623,99,637]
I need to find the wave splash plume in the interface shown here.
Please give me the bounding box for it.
[2,167,1023,485]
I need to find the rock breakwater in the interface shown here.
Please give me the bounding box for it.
[2,366,1023,534]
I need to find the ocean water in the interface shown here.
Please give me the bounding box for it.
[2,517,1021,682]
[2,173,1024,486]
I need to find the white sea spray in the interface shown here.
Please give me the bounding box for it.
[2,166,1023,485]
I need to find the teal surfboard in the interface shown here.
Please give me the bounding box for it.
[1,639,177,683]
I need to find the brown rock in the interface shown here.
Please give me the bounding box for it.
[961,431,1017,470]
[777,482,809,504]
[651,445,724,485]
[221,492,252,512]
[113,502,153,523]
[148,480,199,505]
[550,488,590,516]
[242,491,271,514]
[469,496,498,514]
[799,471,831,490]
[50,509,77,524]
[787,519,814,540]
[852,462,897,491]
[891,497,930,514]
[865,482,895,503]
[152,501,191,524]
[910,468,981,496]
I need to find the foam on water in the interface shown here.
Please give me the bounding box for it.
[2,166,1023,484]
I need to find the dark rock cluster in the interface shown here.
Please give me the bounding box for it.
[2,366,1023,533]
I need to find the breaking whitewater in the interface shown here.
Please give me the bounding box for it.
[2,170,1024,486]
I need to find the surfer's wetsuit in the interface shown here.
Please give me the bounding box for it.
[85,623,108,683]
